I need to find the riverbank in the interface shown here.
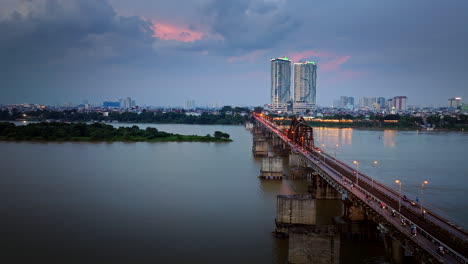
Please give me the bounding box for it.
[276,121,468,132]
[0,122,232,143]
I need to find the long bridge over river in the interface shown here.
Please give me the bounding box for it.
[250,113,467,264]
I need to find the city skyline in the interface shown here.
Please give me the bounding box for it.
[1,0,467,107]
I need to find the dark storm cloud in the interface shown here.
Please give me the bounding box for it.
[155,0,299,55]
[203,0,299,51]
[0,0,154,70]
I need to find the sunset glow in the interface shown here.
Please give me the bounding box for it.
[151,22,204,42]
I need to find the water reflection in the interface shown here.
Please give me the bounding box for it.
[383,130,397,147]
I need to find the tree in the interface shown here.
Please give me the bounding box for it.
[254,107,264,114]
[214,131,230,139]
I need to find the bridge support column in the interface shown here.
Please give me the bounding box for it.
[259,156,283,179]
[308,174,342,199]
[274,195,316,236]
[288,226,340,264]
[244,121,254,130]
[272,136,289,156]
[289,152,311,179]
[391,239,404,264]
[252,134,269,157]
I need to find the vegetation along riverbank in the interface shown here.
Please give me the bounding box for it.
[0,122,232,142]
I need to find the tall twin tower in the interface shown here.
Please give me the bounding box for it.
[271,57,317,113]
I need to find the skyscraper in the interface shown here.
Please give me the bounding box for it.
[293,61,317,107]
[271,57,291,112]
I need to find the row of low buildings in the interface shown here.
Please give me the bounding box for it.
[102,97,135,109]
[269,57,317,113]
[334,96,408,112]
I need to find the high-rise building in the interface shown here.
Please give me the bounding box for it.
[271,57,291,112]
[448,97,462,108]
[393,96,407,111]
[293,61,317,107]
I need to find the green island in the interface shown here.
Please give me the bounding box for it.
[0,122,232,142]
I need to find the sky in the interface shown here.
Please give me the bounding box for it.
[0,0,467,107]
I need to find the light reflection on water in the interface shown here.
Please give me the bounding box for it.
[313,127,468,228]
[0,122,466,263]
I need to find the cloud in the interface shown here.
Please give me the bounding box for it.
[289,50,331,62]
[151,22,205,42]
[321,56,351,71]
[0,0,154,70]
[201,0,299,52]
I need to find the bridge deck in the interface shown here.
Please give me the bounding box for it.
[253,115,468,264]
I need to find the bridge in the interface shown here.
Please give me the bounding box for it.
[251,113,468,264]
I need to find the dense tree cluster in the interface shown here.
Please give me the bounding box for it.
[0,109,248,125]
[0,122,232,142]
[278,113,468,129]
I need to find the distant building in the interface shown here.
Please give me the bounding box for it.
[377,97,386,109]
[271,57,291,112]
[359,97,377,109]
[103,101,120,108]
[124,97,132,109]
[448,97,462,108]
[338,96,354,109]
[393,96,407,111]
[185,100,196,110]
[293,61,317,110]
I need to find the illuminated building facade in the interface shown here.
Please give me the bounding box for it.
[271,57,291,112]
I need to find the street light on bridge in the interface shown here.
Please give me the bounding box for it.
[420,181,429,215]
[371,161,379,189]
[334,144,339,160]
[353,160,360,186]
[321,144,326,162]
[395,180,402,212]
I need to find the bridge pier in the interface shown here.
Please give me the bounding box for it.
[288,226,340,264]
[289,152,313,179]
[274,195,316,236]
[308,174,342,200]
[259,156,283,179]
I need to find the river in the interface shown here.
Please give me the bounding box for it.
[0,123,466,263]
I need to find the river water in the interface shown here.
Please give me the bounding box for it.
[0,123,466,263]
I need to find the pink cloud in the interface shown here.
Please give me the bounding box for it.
[151,22,204,42]
[289,50,331,62]
[288,50,351,71]
[321,55,351,71]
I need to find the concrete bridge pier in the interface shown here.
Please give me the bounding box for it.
[288,226,340,264]
[308,174,342,200]
[289,152,312,179]
[252,133,269,157]
[272,136,289,156]
[259,156,283,180]
[244,121,254,130]
[274,195,316,236]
